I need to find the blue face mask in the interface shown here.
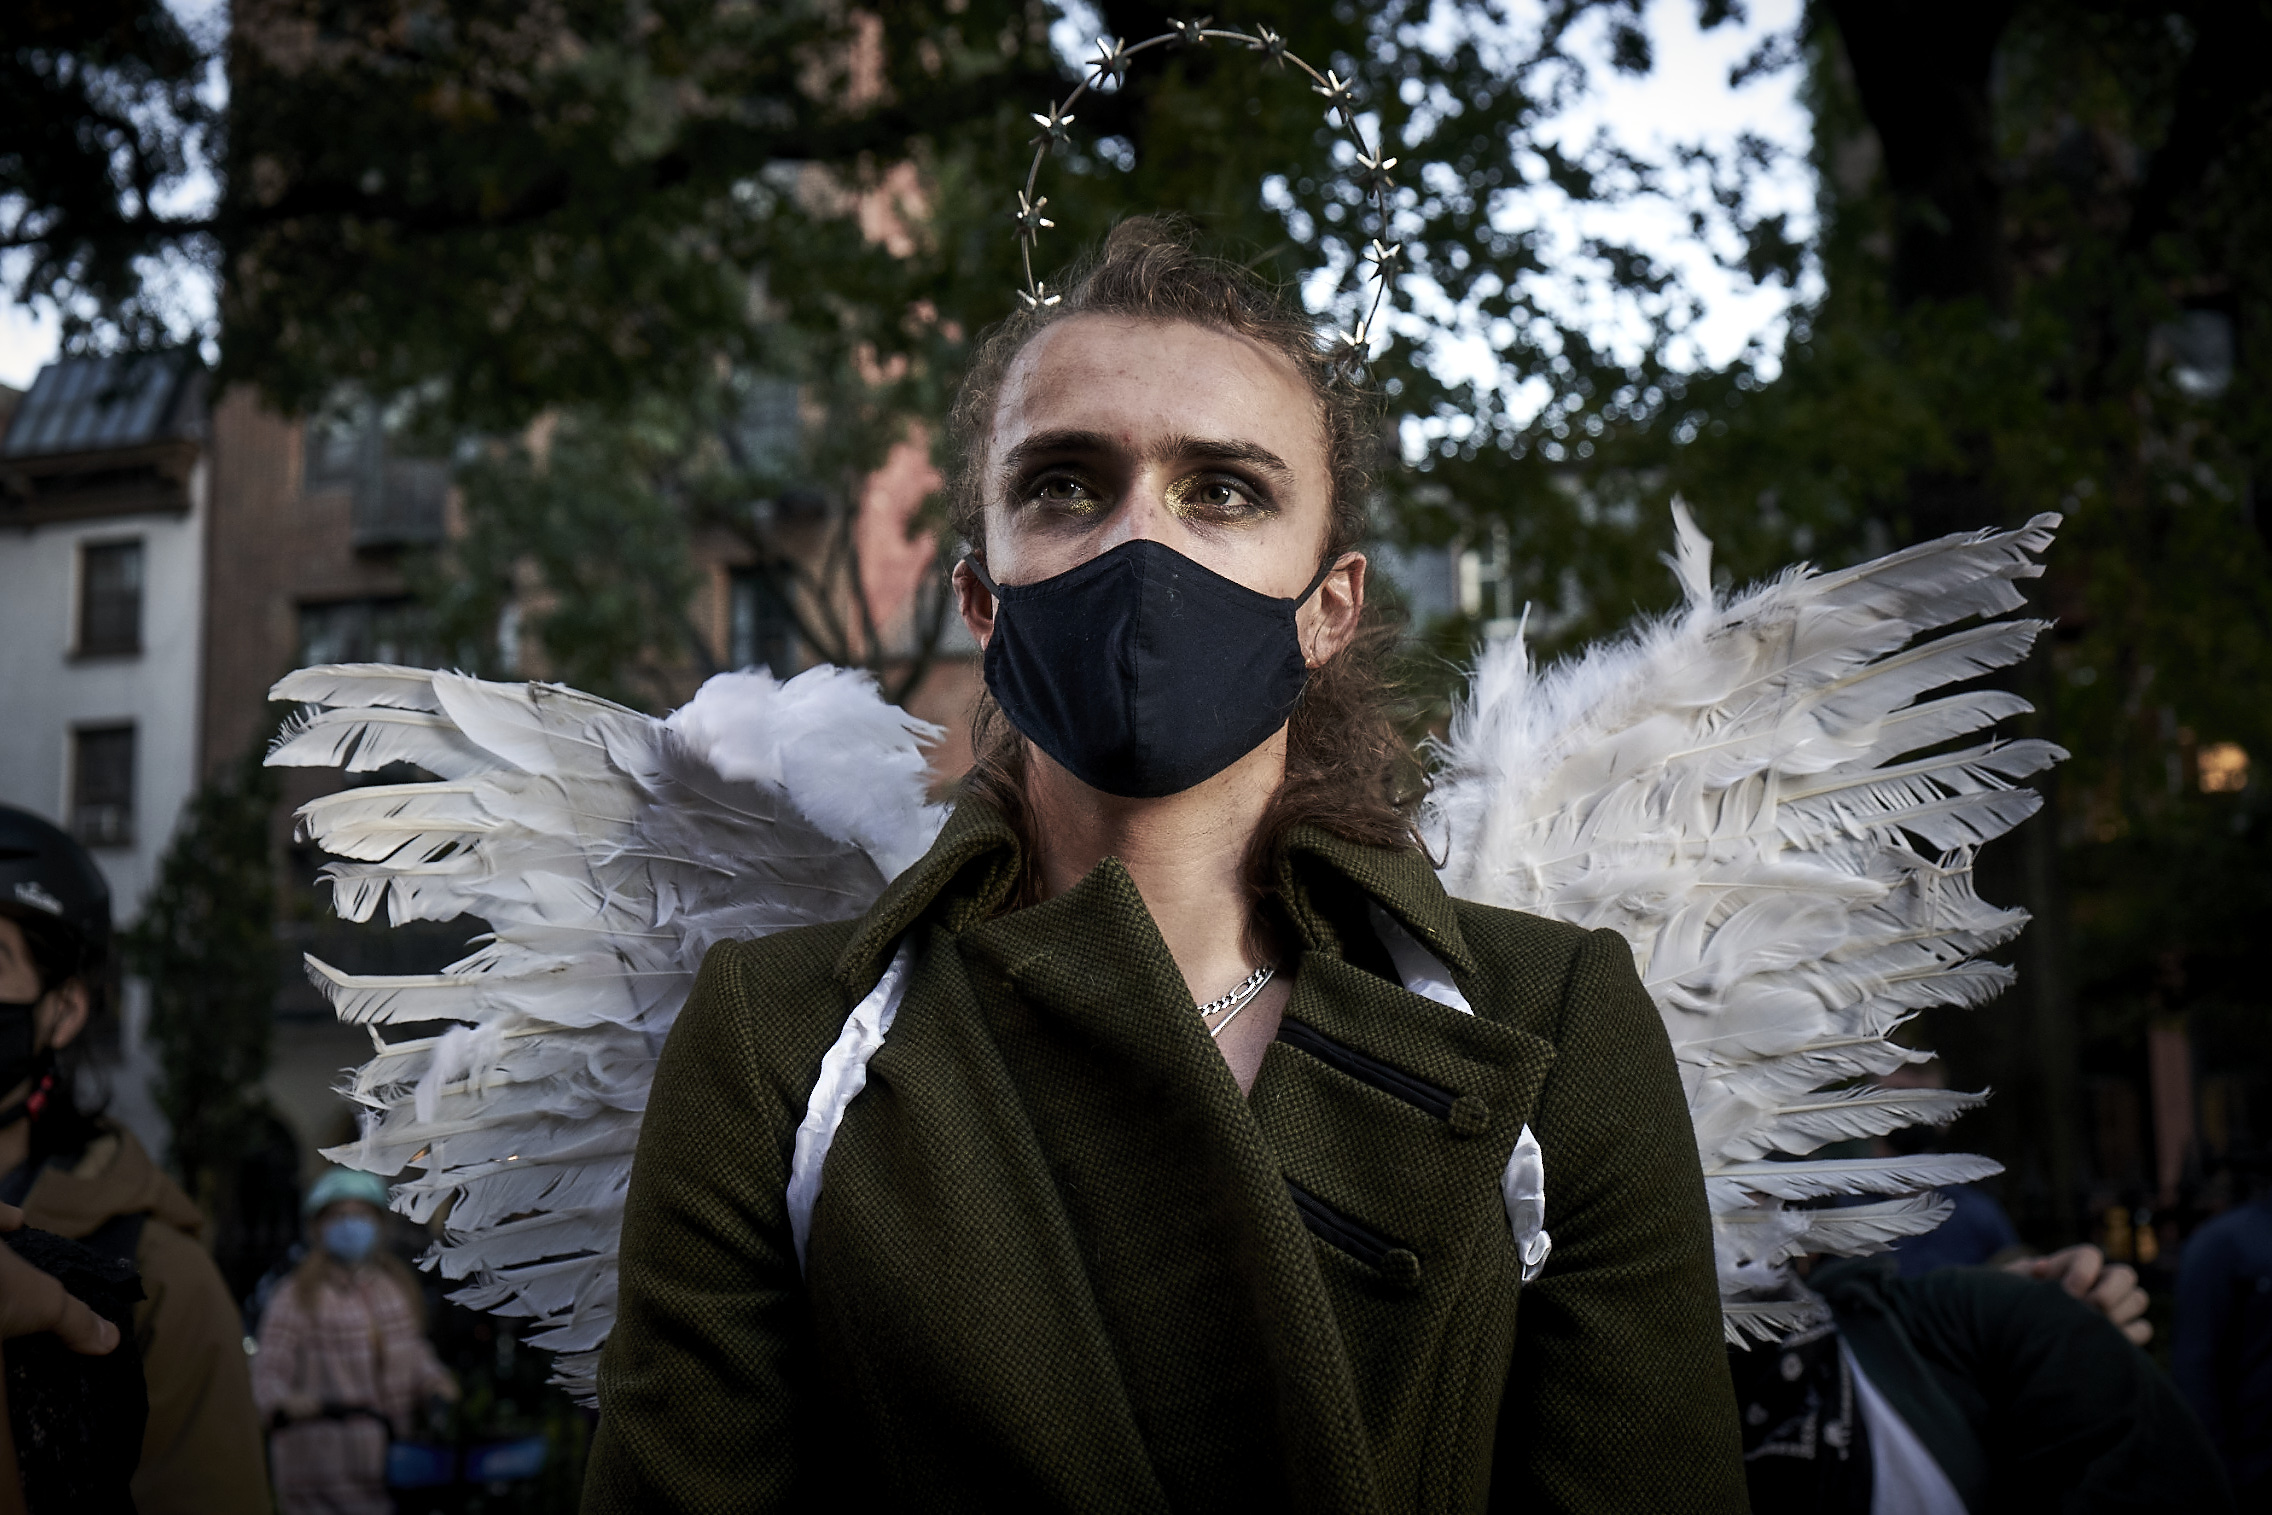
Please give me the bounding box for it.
[321,1214,379,1264]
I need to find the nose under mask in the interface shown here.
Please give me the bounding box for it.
[967,539,1336,799]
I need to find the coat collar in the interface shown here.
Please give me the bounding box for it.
[833,797,1023,994]
[835,798,1473,991]
[1271,823,1476,977]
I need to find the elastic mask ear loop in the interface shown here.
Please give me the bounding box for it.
[962,552,1002,597]
[1294,552,1341,607]
[1293,552,1350,671]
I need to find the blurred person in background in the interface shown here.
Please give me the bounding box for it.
[254,1166,457,1515]
[1736,1245,2219,1512]
[0,1195,135,1512]
[0,804,268,1511]
[2174,1143,2272,1504]
[1868,1062,2155,1339]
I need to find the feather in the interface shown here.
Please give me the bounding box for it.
[1706,1153,2002,1204]
[269,664,445,713]
[1427,507,2061,1330]
[664,665,947,877]
[270,706,508,779]
[1723,1297,1830,1347]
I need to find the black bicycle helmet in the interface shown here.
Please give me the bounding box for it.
[0,805,111,983]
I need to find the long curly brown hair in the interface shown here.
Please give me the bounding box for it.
[947,217,1420,902]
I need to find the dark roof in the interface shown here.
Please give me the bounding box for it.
[0,350,207,459]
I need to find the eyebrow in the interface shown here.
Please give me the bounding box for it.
[997,429,1298,490]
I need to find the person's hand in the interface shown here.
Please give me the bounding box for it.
[2005,1242,2152,1346]
[0,1201,118,1356]
[433,1373,461,1404]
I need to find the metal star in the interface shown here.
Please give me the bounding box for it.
[1332,322,1377,380]
[1355,148,1399,197]
[1249,26,1289,68]
[1313,70,1359,117]
[1016,282,1063,311]
[1028,101,1076,148]
[1088,35,1132,87]
[1168,16,1213,47]
[1012,190,1055,244]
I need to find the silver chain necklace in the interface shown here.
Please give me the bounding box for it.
[1198,964,1276,1040]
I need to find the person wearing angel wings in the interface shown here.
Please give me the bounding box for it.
[264,30,2088,1515]
[583,217,1748,1510]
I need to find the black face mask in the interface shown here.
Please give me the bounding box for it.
[967,539,1336,799]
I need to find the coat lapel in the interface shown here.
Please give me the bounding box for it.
[959,859,1387,1515]
[810,918,1177,1511]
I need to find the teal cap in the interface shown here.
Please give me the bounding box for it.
[303,1166,390,1217]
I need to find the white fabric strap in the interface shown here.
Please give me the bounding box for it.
[1367,902,1550,1282]
[787,937,917,1272]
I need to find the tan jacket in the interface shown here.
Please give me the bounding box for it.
[24,1123,271,1514]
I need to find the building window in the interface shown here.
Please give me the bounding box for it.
[302,405,371,496]
[730,567,800,675]
[302,399,448,547]
[77,540,143,656]
[71,725,135,848]
[299,597,435,667]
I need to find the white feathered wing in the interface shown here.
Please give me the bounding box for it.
[267,664,944,1398]
[1424,504,2062,1341]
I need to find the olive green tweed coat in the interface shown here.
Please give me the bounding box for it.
[583,801,1744,1513]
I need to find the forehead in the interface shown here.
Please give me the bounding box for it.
[989,315,1324,465]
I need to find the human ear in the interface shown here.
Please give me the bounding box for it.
[36,978,88,1055]
[953,557,996,651]
[1299,552,1368,668]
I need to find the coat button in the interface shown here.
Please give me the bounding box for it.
[1449,1095,1490,1137]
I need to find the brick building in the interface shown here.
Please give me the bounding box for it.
[3,352,981,1188]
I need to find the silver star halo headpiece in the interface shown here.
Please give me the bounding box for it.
[1015,22,1401,379]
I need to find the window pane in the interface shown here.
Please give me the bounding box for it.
[79,541,143,656]
[304,409,367,494]
[730,568,799,674]
[72,726,135,848]
[298,597,435,668]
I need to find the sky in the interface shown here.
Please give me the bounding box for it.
[1449,0,1817,403]
[0,0,224,390]
[2,0,1814,395]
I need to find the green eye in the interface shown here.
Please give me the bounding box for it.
[1028,474,1100,511]
[1170,473,1263,517]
